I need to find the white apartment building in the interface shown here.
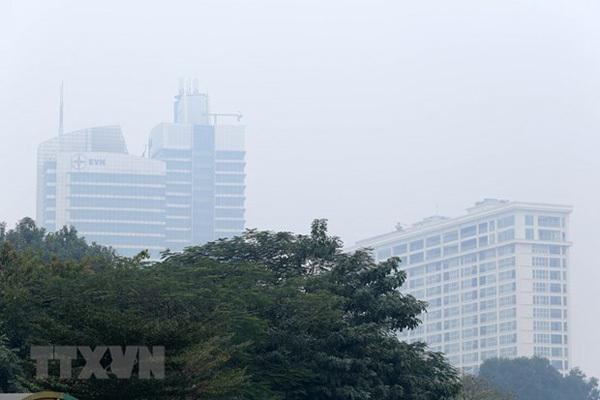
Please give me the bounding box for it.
[349,199,572,374]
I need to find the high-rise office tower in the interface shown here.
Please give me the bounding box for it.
[148,81,246,252]
[37,125,167,257]
[348,199,572,374]
[37,82,245,257]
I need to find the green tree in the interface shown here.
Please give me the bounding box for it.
[479,357,600,400]
[455,374,514,400]
[0,218,461,399]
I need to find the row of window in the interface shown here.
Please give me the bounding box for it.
[446,347,517,365]
[533,308,567,319]
[533,282,567,293]
[526,215,565,228]
[534,334,568,345]
[533,295,568,306]
[532,270,566,280]
[534,346,568,358]
[533,321,567,332]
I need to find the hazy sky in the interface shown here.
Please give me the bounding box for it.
[1,0,599,377]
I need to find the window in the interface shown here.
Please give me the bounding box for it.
[534,347,551,357]
[410,239,424,251]
[444,318,460,329]
[427,274,442,285]
[498,244,515,256]
[461,290,477,301]
[481,337,498,348]
[462,303,478,314]
[499,333,517,345]
[409,278,424,288]
[443,231,458,243]
[479,274,496,286]
[498,229,515,242]
[479,249,496,260]
[534,308,550,318]
[526,228,534,240]
[444,294,460,305]
[462,253,478,264]
[499,295,516,307]
[426,262,442,273]
[427,322,442,333]
[444,244,459,256]
[462,265,478,276]
[462,328,478,339]
[551,334,563,344]
[460,225,477,238]
[499,308,517,319]
[535,333,551,343]
[462,278,478,289]
[533,295,549,305]
[497,215,515,229]
[538,216,561,227]
[426,235,441,247]
[499,269,516,281]
[539,229,561,241]
[481,350,498,361]
[499,347,517,357]
[462,315,478,327]
[499,282,516,294]
[393,243,407,255]
[533,270,549,279]
[479,222,488,233]
[534,282,549,292]
[480,286,497,298]
[445,342,460,352]
[533,257,549,267]
[534,321,550,331]
[444,307,460,318]
[426,286,442,297]
[480,299,497,310]
[526,215,534,225]
[499,321,517,332]
[426,248,441,260]
[463,353,479,363]
[443,270,459,281]
[480,325,497,336]
[444,282,459,293]
[461,238,477,251]
[409,252,424,264]
[498,257,516,268]
[479,235,489,247]
[480,311,497,323]
[462,340,478,350]
[480,261,496,273]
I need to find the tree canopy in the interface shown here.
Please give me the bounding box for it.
[479,357,600,400]
[0,218,461,399]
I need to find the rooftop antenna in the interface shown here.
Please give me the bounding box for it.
[59,80,64,136]
[178,77,184,97]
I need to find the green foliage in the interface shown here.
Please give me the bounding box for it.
[0,217,462,399]
[479,357,600,400]
[454,374,514,400]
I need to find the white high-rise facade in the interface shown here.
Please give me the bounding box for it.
[349,199,572,374]
[37,83,245,256]
[37,126,167,257]
[148,83,246,252]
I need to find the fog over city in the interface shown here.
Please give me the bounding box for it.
[1,0,599,382]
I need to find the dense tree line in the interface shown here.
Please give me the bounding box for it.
[0,218,460,399]
[2,218,598,399]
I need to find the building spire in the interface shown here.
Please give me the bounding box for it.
[59,80,64,136]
